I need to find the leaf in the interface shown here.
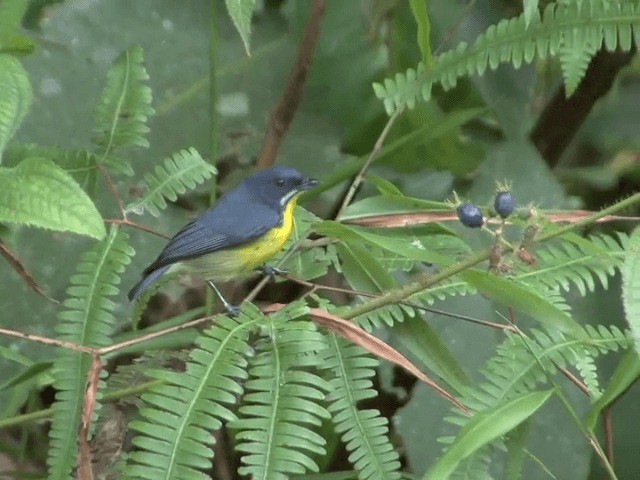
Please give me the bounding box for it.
[584,349,640,431]
[0,54,32,161]
[462,270,586,339]
[125,148,216,217]
[409,0,433,67]
[0,0,28,41]
[0,157,106,239]
[621,226,640,357]
[47,227,133,478]
[522,0,539,27]
[425,390,553,479]
[124,308,261,480]
[93,45,154,154]
[305,307,465,411]
[225,0,256,56]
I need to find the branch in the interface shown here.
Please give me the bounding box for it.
[0,239,58,303]
[255,0,326,169]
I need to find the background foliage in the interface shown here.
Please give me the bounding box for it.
[0,0,639,479]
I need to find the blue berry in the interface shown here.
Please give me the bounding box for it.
[457,203,484,228]
[494,191,516,218]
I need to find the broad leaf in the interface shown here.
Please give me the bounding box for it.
[0,54,32,161]
[0,157,106,239]
[426,390,553,479]
[225,0,256,55]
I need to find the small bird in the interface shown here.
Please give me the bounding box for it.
[128,166,318,315]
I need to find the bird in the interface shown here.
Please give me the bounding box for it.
[128,166,318,315]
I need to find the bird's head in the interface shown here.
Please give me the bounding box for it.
[245,166,318,207]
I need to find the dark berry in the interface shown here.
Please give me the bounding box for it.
[494,191,516,218]
[457,203,484,228]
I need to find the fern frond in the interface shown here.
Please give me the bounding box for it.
[323,336,402,480]
[0,157,106,239]
[439,325,630,475]
[123,308,262,480]
[517,234,626,296]
[373,0,640,113]
[93,45,154,154]
[233,319,330,480]
[125,148,215,217]
[0,54,32,160]
[47,227,133,478]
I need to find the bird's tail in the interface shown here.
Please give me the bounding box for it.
[128,265,171,301]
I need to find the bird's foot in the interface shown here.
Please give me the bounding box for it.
[224,303,242,317]
[260,265,287,279]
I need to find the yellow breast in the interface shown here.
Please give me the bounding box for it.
[237,197,297,269]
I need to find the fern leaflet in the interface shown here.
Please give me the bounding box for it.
[373,0,640,114]
[125,148,215,217]
[47,227,133,478]
[124,307,262,480]
[232,318,331,479]
[323,336,402,480]
[93,45,154,156]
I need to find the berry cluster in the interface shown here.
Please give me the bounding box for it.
[455,188,516,228]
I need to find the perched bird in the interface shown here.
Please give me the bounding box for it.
[128,166,318,315]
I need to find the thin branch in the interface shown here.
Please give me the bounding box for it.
[335,107,403,219]
[0,327,95,354]
[604,408,614,466]
[99,164,126,218]
[104,218,172,239]
[0,240,59,304]
[255,0,326,169]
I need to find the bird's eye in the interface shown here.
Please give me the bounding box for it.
[275,179,285,187]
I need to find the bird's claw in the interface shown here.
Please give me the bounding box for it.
[225,304,241,317]
[260,265,287,278]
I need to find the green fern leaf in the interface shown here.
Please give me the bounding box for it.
[93,45,154,155]
[124,307,262,480]
[373,0,640,113]
[323,336,402,480]
[125,148,215,217]
[47,227,133,478]
[0,54,32,161]
[225,0,256,55]
[518,234,625,296]
[621,227,640,357]
[233,319,331,479]
[0,157,106,239]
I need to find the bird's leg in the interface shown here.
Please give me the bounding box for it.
[259,265,287,279]
[207,281,241,317]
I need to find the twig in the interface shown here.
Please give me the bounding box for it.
[0,240,59,304]
[604,408,614,466]
[104,218,172,239]
[255,0,326,169]
[99,164,126,218]
[433,0,477,56]
[0,327,95,354]
[279,272,516,332]
[335,107,403,219]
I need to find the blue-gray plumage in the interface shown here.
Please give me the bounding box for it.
[128,166,318,310]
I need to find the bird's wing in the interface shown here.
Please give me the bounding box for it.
[144,198,280,274]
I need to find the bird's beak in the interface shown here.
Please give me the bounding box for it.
[300,178,319,191]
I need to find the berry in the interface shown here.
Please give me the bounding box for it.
[457,203,484,228]
[494,191,515,218]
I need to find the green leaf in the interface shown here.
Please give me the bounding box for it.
[462,270,586,339]
[621,226,640,357]
[409,0,433,67]
[0,157,106,239]
[125,148,216,217]
[391,316,470,395]
[522,0,539,27]
[0,0,28,41]
[48,227,133,478]
[225,0,256,56]
[426,389,553,479]
[0,54,31,161]
[93,45,154,154]
[584,349,640,431]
